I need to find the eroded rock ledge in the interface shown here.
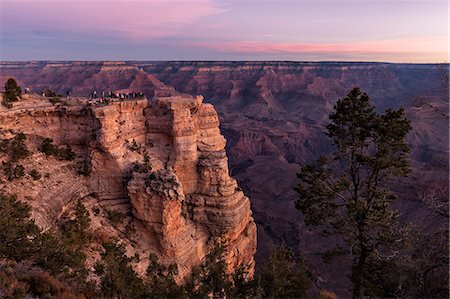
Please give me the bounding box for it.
[0,94,256,280]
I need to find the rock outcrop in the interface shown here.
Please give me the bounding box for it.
[0,93,256,281]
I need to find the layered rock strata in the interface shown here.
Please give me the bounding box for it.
[0,94,256,280]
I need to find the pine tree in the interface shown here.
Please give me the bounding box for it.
[146,254,183,298]
[2,78,22,108]
[295,87,412,298]
[186,240,232,299]
[95,241,147,298]
[0,194,41,261]
[258,244,310,298]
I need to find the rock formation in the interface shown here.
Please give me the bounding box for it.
[0,93,257,281]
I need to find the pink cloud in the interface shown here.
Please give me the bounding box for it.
[2,0,227,39]
[194,36,448,56]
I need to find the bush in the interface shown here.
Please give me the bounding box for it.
[41,138,57,156]
[48,96,61,105]
[95,241,147,298]
[77,160,91,177]
[108,211,125,225]
[2,78,21,108]
[0,193,41,261]
[10,133,29,162]
[259,244,311,298]
[0,260,78,299]
[42,89,56,97]
[40,139,76,161]
[129,139,141,152]
[2,162,25,181]
[29,169,41,181]
[57,145,76,161]
[13,164,25,179]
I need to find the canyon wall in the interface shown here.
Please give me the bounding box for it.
[0,94,256,280]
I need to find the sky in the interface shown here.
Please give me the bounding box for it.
[0,0,448,62]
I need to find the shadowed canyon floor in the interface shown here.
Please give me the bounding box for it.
[1,61,448,295]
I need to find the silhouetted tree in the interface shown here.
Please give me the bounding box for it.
[95,241,147,298]
[258,244,310,298]
[0,193,40,261]
[2,78,21,108]
[146,254,183,298]
[295,87,412,298]
[186,240,232,298]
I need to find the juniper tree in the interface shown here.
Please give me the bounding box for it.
[295,87,412,298]
[95,241,147,298]
[0,193,41,261]
[258,244,310,299]
[2,78,22,108]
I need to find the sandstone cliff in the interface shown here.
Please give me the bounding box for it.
[0,94,256,281]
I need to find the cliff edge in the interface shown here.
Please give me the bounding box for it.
[0,93,256,280]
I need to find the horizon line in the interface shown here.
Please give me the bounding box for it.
[0,60,448,65]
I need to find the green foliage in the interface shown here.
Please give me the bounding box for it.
[230,264,261,299]
[2,78,22,108]
[146,254,183,298]
[374,229,450,299]
[40,138,76,161]
[2,161,25,181]
[1,99,13,108]
[187,239,232,298]
[48,96,61,105]
[95,241,147,298]
[259,244,310,299]
[108,210,125,225]
[129,139,141,152]
[41,138,57,156]
[143,151,153,172]
[35,200,92,282]
[1,133,30,162]
[57,145,76,161]
[77,159,91,177]
[295,87,412,298]
[0,260,79,299]
[0,193,41,261]
[29,169,41,180]
[0,194,93,293]
[0,133,30,181]
[10,133,30,162]
[13,164,25,179]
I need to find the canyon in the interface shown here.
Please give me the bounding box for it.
[0,92,256,281]
[1,61,448,294]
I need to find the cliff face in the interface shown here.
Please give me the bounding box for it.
[0,94,256,280]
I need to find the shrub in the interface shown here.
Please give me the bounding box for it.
[13,164,25,179]
[29,169,41,181]
[2,78,21,108]
[48,96,61,105]
[77,160,91,177]
[41,139,76,161]
[108,211,125,225]
[2,162,25,181]
[95,241,147,298]
[0,193,41,261]
[41,138,57,156]
[57,145,76,161]
[129,139,141,152]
